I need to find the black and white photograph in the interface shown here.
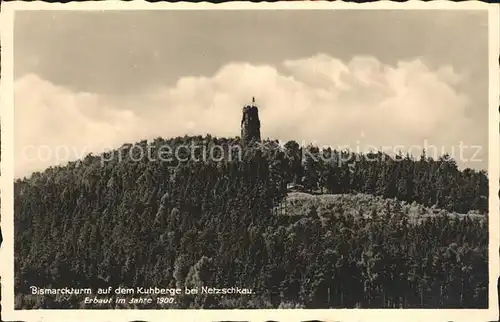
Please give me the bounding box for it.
[1,2,499,321]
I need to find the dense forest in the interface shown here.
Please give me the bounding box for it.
[13,135,489,309]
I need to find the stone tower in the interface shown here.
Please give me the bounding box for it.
[241,97,261,146]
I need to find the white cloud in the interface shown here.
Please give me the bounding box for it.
[13,54,485,178]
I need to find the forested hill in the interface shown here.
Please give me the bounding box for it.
[16,135,488,214]
[14,135,489,309]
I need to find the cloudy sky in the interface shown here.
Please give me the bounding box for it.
[13,9,489,177]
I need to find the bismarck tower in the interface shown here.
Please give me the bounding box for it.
[241,97,261,146]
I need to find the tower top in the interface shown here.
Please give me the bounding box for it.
[243,97,258,112]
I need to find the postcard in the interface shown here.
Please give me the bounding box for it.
[1,1,499,321]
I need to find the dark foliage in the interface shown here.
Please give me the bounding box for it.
[13,135,488,309]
